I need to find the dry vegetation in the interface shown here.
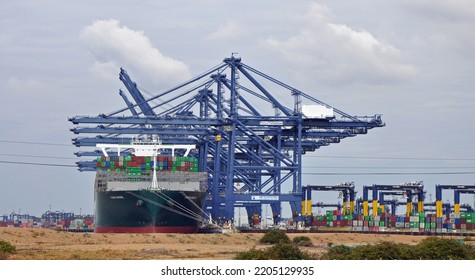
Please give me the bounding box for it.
[0,227,466,260]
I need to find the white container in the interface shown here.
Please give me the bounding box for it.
[301,104,334,119]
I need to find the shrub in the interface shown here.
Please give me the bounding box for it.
[349,242,415,260]
[235,243,315,260]
[235,246,270,260]
[292,236,313,247]
[259,230,290,244]
[0,240,16,255]
[320,245,353,260]
[320,237,475,260]
[414,237,473,260]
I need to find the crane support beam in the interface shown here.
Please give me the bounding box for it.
[119,68,156,116]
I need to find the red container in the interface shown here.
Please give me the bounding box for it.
[333,210,341,215]
[369,226,378,232]
[363,221,369,226]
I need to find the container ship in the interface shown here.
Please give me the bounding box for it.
[93,137,207,233]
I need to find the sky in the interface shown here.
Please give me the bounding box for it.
[1,0,475,217]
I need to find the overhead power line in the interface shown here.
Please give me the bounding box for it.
[302,171,475,176]
[304,155,475,161]
[0,140,70,147]
[0,160,76,168]
[0,153,76,160]
[303,166,475,170]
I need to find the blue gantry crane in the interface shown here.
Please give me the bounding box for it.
[302,182,356,219]
[69,55,384,225]
[362,182,424,217]
[435,184,475,217]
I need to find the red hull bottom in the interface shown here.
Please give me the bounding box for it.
[94,226,198,234]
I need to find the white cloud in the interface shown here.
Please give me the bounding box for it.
[207,21,248,42]
[263,3,417,85]
[79,19,191,87]
[302,2,330,27]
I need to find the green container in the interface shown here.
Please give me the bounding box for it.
[419,217,425,223]
[431,222,436,228]
[379,221,385,227]
[419,212,425,218]
[326,210,333,215]
[317,215,324,221]
[369,221,374,227]
[364,216,371,221]
[326,221,332,227]
[425,222,430,229]
[344,215,353,221]
[410,222,417,228]
[97,157,102,162]
[461,213,468,219]
[125,155,132,161]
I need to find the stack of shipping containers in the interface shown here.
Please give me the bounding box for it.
[312,211,475,233]
[96,155,199,177]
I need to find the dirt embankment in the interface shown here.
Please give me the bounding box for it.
[0,228,435,260]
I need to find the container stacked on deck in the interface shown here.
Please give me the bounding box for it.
[95,155,199,174]
[311,211,475,233]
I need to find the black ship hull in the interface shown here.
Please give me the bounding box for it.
[94,189,206,233]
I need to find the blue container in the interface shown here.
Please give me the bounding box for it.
[455,218,461,224]
[436,218,443,223]
[105,162,111,167]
